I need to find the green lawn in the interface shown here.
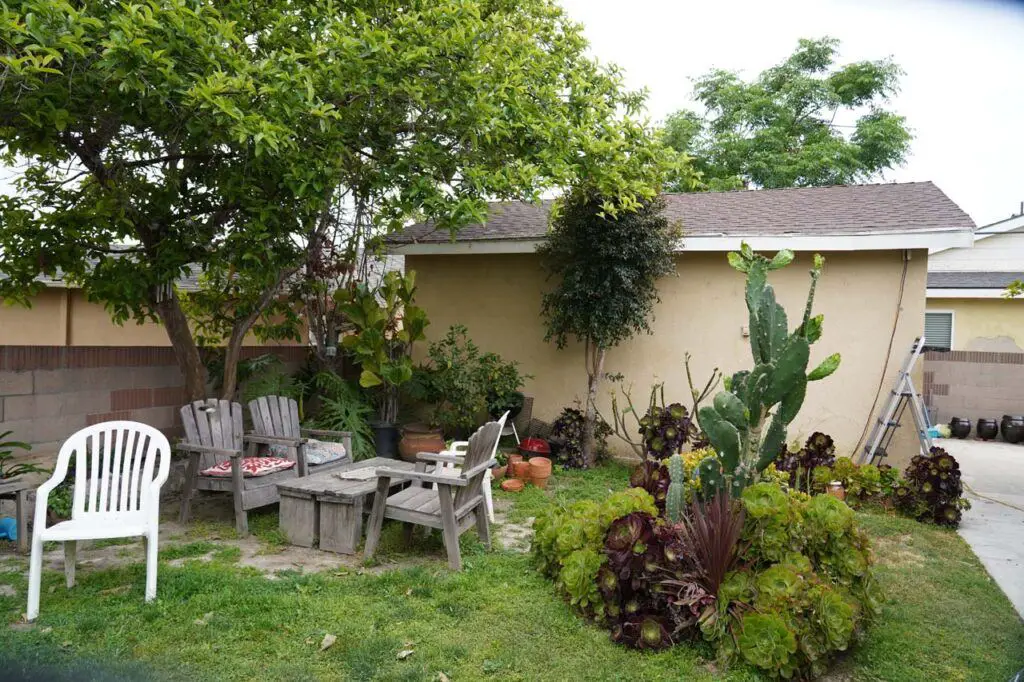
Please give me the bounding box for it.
[1,464,1022,681]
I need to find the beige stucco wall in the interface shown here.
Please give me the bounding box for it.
[927,298,1024,352]
[0,288,305,347]
[407,249,928,468]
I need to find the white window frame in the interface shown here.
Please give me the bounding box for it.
[924,309,955,350]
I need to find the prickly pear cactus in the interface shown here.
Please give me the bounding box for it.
[697,245,841,496]
[665,454,685,523]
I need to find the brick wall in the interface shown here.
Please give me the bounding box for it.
[923,350,1024,426]
[0,345,308,458]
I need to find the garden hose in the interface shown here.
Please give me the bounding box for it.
[962,480,1024,514]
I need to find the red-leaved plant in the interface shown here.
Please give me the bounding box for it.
[674,490,746,597]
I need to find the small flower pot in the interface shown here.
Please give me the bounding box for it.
[528,456,552,480]
[491,464,507,480]
[507,453,524,470]
[949,417,971,439]
[511,460,531,481]
[501,478,524,493]
[827,481,846,502]
[976,418,999,441]
[531,473,550,489]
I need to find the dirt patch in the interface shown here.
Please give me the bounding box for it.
[491,498,534,553]
[872,533,926,567]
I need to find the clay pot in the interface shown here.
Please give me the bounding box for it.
[507,453,524,469]
[491,464,507,480]
[1001,416,1024,444]
[827,481,846,502]
[529,456,552,478]
[531,473,550,489]
[398,423,445,463]
[511,460,531,481]
[949,417,971,439]
[501,478,524,493]
[976,418,999,441]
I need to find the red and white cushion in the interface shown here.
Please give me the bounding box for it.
[200,457,296,478]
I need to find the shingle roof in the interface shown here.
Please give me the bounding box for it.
[388,182,974,244]
[927,272,1024,289]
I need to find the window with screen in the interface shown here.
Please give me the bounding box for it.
[924,312,953,351]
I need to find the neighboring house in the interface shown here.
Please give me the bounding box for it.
[388,182,974,467]
[926,211,1024,352]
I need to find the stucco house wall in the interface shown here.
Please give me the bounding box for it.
[926,298,1024,352]
[407,249,928,468]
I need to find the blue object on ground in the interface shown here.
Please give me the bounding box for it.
[0,516,16,541]
[927,427,942,439]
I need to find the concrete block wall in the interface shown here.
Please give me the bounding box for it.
[0,345,309,461]
[923,350,1024,426]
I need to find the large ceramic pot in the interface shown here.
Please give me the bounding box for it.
[1001,415,1024,444]
[949,417,971,439]
[976,418,999,441]
[398,423,445,463]
[369,421,401,458]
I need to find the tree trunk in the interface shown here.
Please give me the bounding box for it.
[582,344,607,468]
[154,291,207,402]
[219,327,247,401]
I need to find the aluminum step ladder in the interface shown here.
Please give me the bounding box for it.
[860,337,933,465]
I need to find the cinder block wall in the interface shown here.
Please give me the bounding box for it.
[923,350,1024,426]
[0,346,308,461]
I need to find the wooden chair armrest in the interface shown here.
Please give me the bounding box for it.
[461,458,497,480]
[416,452,461,464]
[375,466,470,487]
[176,442,241,458]
[245,433,305,446]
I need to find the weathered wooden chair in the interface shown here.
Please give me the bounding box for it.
[246,395,353,477]
[178,399,299,535]
[364,419,502,570]
[435,411,508,523]
[28,421,171,621]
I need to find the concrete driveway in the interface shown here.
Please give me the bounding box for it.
[940,438,1024,618]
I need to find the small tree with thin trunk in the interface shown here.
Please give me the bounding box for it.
[538,189,678,467]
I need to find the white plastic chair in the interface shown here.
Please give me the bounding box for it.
[435,411,507,523]
[27,421,171,621]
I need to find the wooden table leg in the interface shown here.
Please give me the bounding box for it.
[279,492,317,548]
[320,497,363,554]
[16,490,28,554]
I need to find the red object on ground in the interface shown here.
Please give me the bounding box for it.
[519,437,551,458]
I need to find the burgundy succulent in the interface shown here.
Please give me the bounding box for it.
[605,512,656,578]
[618,615,674,650]
[630,460,671,511]
[639,403,694,460]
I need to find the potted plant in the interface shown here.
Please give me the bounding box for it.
[336,271,429,457]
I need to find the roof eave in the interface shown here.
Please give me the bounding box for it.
[927,288,1016,299]
[390,228,974,256]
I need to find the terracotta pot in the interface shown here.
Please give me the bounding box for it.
[491,464,507,480]
[949,417,971,439]
[501,478,524,492]
[398,423,445,463]
[531,474,550,489]
[977,418,999,441]
[827,481,846,502]
[511,460,531,481]
[507,453,524,469]
[529,456,552,480]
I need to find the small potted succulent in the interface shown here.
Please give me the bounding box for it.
[491,451,508,480]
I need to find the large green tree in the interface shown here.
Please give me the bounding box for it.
[662,37,912,191]
[0,0,665,400]
[538,188,679,467]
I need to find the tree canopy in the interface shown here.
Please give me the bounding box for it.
[0,0,669,399]
[662,37,912,191]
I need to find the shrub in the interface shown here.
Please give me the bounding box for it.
[306,371,375,460]
[775,432,837,494]
[551,406,613,468]
[532,488,658,617]
[893,446,971,527]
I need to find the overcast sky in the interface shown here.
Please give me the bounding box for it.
[558,0,1024,227]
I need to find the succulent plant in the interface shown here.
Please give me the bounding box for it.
[696,246,840,496]
[629,459,671,511]
[775,432,838,493]
[894,446,970,527]
[552,406,613,468]
[640,403,693,459]
[605,512,656,579]
[665,454,686,523]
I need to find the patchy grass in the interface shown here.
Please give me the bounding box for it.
[1,464,1022,681]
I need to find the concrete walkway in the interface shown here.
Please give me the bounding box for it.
[940,438,1024,618]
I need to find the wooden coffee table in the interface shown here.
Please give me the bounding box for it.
[276,458,415,554]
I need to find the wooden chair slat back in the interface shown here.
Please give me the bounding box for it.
[454,417,503,509]
[247,395,302,460]
[179,400,244,469]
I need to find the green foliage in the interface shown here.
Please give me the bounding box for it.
[0,431,43,479]
[305,371,375,461]
[697,246,839,496]
[539,191,678,352]
[239,356,304,408]
[663,37,912,191]
[0,0,667,399]
[736,612,798,675]
[337,271,428,424]
[894,447,971,527]
[414,325,526,436]
[532,488,658,618]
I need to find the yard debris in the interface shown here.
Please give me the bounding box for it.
[397,649,415,660]
[99,585,132,596]
[437,673,451,682]
[0,584,15,597]
[40,626,52,635]
[320,633,337,651]
[193,612,214,626]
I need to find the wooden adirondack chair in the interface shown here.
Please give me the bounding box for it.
[364,419,502,570]
[178,399,300,535]
[246,395,353,478]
